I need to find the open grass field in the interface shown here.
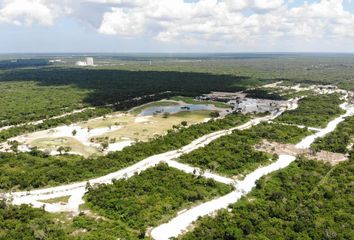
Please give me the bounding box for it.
[19,109,213,157]
[30,137,98,157]
[95,110,212,143]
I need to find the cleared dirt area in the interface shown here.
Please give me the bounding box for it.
[91,110,212,144]
[255,139,347,165]
[2,109,214,157]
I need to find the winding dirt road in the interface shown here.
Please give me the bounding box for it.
[4,99,297,214]
[150,99,354,240]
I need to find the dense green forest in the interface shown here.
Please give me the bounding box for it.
[0,59,50,69]
[1,55,353,128]
[88,54,354,91]
[179,130,274,177]
[311,115,354,153]
[0,113,249,191]
[243,89,286,100]
[275,94,345,128]
[178,123,311,177]
[0,202,67,240]
[85,163,232,238]
[0,67,265,127]
[181,157,353,240]
[0,81,89,127]
[0,107,112,142]
[246,122,313,144]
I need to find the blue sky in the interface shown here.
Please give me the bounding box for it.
[0,0,354,53]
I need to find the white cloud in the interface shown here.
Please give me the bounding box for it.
[0,0,353,46]
[98,7,145,35]
[0,0,53,25]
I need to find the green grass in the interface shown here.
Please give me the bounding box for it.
[40,196,70,204]
[171,96,231,108]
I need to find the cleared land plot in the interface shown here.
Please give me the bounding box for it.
[257,139,347,165]
[92,110,212,143]
[24,110,212,157]
[181,158,353,240]
[0,114,249,191]
[275,93,345,128]
[84,163,233,238]
[178,123,312,178]
[31,137,98,157]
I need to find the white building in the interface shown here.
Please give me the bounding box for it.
[75,57,95,67]
[235,98,286,114]
[86,57,94,66]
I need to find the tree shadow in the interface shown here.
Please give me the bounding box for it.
[0,67,263,109]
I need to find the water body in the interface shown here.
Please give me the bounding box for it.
[140,104,214,116]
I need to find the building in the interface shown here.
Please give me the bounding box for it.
[75,57,95,66]
[234,98,286,114]
[86,57,94,66]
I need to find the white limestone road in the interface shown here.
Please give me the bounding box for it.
[150,155,296,240]
[296,103,354,149]
[150,101,354,240]
[4,103,292,215]
[0,107,94,132]
[164,159,236,185]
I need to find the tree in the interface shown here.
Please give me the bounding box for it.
[209,111,220,118]
[181,121,188,127]
[8,140,19,153]
[101,141,109,151]
[57,146,65,155]
[162,112,170,118]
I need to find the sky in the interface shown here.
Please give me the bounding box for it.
[0,0,354,53]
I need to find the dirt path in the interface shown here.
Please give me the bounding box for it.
[150,155,296,240]
[4,102,293,214]
[150,100,354,240]
[0,107,94,132]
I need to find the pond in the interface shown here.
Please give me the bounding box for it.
[140,104,214,116]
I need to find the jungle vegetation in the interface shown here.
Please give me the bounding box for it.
[0,113,249,191]
[311,115,354,153]
[0,67,262,127]
[85,163,232,238]
[0,202,67,240]
[178,123,312,177]
[275,93,345,128]
[181,157,353,240]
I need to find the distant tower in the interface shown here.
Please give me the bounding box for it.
[86,57,94,66]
